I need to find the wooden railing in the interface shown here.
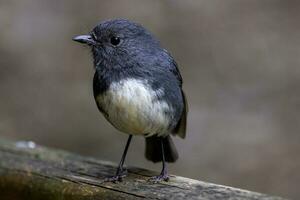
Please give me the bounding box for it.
[0,139,286,200]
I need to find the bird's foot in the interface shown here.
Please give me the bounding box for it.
[148,173,169,183]
[104,174,126,183]
[104,169,127,183]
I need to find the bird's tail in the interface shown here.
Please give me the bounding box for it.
[145,135,178,163]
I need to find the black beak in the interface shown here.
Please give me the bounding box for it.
[72,35,96,45]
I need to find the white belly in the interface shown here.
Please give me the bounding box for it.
[96,79,172,136]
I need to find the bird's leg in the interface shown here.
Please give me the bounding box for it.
[105,135,132,183]
[148,138,169,182]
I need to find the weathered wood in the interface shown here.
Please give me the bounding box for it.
[0,139,286,200]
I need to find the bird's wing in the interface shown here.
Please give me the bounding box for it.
[163,49,183,86]
[163,50,187,138]
[172,91,188,138]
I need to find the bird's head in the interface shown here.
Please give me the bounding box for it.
[73,19,160,69]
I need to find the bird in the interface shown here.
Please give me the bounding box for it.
[73,19,187,183]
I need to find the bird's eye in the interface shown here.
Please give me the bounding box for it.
[110,36,121,46]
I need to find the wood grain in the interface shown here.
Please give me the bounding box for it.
[0,139,286,200]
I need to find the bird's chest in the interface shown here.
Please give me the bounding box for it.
[95,79,171,136]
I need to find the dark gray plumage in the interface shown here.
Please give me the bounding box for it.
[73,19,187,182]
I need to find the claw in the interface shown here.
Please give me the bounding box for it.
[104,168,127,183]
[148,174,169,183]
[104,174,125,183]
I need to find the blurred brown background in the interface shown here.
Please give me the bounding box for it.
[0,0,299,199]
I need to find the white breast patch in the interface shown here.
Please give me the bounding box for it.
[96,79,172,136]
